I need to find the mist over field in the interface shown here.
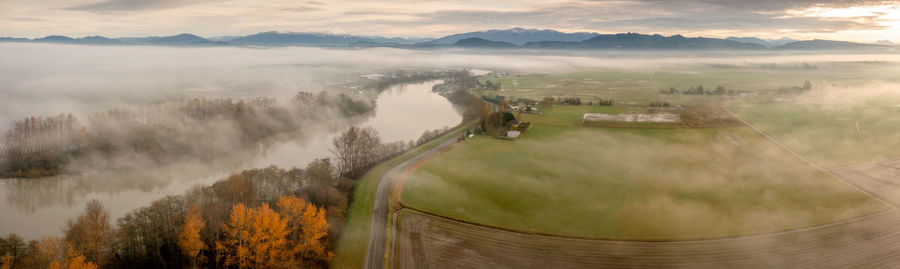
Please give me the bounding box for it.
[3,43,900,127]
[2,41,900,268]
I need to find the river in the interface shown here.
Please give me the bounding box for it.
[0,80,463,239]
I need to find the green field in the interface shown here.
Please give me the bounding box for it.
[399,108,887,240]
[728,92,900,168]
[488,63,900,105]
[331,124,471,269]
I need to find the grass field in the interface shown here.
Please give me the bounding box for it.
[331,124,470,269]
[398,108,887,240]
[728,92,900,168]
[487,63,900,105]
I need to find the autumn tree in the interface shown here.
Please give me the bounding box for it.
[64,200,113,266]
[19,235,69,268]
[0,234,25,265]
[1,255,11,269]
[216,203,289,269]
[276,196,331,267]
[50,255,98,269]
[305,159,335,186]
[178,204,206,268]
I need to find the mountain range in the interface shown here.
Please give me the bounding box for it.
[725,37,798,47]
[426,28,599,46]
[0,28,894,51]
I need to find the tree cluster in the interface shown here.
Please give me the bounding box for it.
[663,85,731,95]
[415,127,453,145]
[594,99,614,106]
[560,97,582,105]
[1,161,349,269]
[445,89,486,122]
[479,80,501,91]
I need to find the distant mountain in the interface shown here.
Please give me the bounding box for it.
[776,39,887,50]
[453,37,517,48]
[426,28,599,46]
[29,35,122,45]
[726,37,797,47]
[0,29,894,51]
[875,40,894,45]
[228,31,427,47]
[33,35,76,43]
[142,34,226,46]
[0,37,31,42]
[524,33,766,50]
[77,36,122,45]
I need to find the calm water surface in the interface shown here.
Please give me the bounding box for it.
[0,80,462,239]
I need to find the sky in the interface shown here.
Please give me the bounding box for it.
[1,0,899,42]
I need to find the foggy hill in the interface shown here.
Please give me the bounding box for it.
[523,33,767,50]
[30,35,122,45]
[425,28,600,46]
[775,39,889,50]
[228,31,427,47]
[453,37,518,48]
[726,37,797,47]
[142,33,226,46]
[33,35,76,43]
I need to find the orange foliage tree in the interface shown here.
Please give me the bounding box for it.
[49,255,98,269]
[178,204,206,267]
[276,196,331,267]
[215,203,289,268]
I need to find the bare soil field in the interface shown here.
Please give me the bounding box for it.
[395,208,900,269]
[582,113,681,123]
[831,158,900,207]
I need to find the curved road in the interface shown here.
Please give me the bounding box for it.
[363,137,460,269]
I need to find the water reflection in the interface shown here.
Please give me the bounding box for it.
[0,80,462,239]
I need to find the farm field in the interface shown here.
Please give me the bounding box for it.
[727,93,900,168]
[395,208,900,269]
[398,107,888,240]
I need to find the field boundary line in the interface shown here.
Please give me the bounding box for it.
[721,105,898,209]
[396,206,898,244]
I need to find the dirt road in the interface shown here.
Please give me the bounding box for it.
[363,137,460,269]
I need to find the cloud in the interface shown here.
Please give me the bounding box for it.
[66,0,213,11]
[346,0,895,38]
[2,0,898,41]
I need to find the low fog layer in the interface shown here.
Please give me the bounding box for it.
[3,43,900,126]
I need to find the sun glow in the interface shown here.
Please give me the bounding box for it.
[787,4,900,25]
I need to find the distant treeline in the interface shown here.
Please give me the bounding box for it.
[371,70,448,92]
[541,97,613,106]
[0,92,374,178]
[661,81,812,95]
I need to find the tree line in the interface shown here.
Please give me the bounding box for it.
[1,91,374,178]
[1,160,348,269]
[330,124,461,178]
[371,70,447,92]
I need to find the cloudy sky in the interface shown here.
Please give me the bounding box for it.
[1,0,899,42]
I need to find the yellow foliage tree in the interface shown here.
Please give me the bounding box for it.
[178,203,206,267]
[216,203,288,269]
[1,255,12,269]
[276,196,331,267]
[49,255,98,269]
